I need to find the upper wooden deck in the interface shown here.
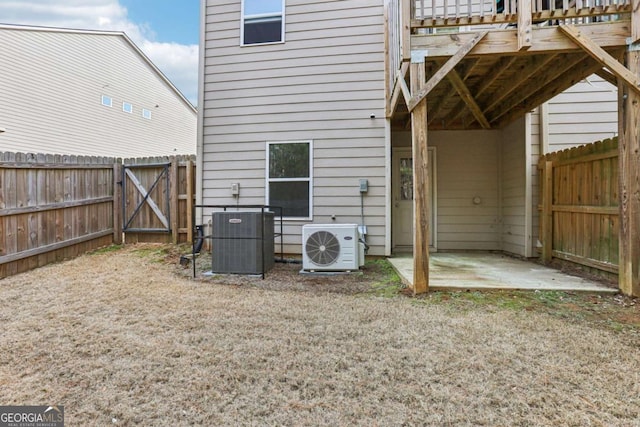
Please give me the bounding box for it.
[385,0,633,130]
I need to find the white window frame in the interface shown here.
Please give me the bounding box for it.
[122,102,133,114]
[266,140,313,220]
[142,108,152,120]
[101,95,112,107]
[241,0,285,46]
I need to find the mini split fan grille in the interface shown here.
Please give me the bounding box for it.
[305,230,341,266]
[301,224,361,271]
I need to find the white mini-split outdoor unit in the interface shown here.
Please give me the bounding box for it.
[302,223,365,272]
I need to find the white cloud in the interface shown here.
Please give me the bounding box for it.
[141,41,199,103]
[0,0,198,105]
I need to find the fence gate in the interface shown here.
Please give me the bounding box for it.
[122,162,171,240]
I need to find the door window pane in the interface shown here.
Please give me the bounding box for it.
[400,158,413,200]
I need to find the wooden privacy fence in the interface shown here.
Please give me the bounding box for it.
[538,138,618,276]
[0,152,195,279]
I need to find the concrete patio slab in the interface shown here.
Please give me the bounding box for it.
[388,252,618,293]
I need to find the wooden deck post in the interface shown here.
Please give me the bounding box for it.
[410,61,429,294]
[401,0,411,62]
[618,15,640,296]
[517,0,532,51]
[541,160,553,263]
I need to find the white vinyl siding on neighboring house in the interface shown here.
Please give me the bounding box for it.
[0,26,196,157]
[201,0,386,255]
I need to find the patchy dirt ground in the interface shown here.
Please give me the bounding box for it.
[0,244,639,426]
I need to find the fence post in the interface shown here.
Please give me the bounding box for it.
[186,159,194,243]
[541,160,553,263]
[113,160,123,245]
[170,157,179,245]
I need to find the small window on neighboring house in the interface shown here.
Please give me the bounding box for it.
[241,0,284,45]
[267,141,312,218]
[123,102,133,113]
[101,95,112,107]
[142,108,151,120]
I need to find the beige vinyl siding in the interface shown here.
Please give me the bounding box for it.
[500,117,528,257]
[530,109,542,257]
[0,27,196,157]
[547,75,618,150]
[201,0,386,255]
[432,131,501,250]
[393,127,535,254]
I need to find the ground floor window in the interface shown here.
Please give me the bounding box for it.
[266,141,312,218]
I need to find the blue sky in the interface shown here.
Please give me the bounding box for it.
[0,0,200,105]
[120,0,199,45]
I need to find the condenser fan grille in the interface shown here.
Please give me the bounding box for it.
[305,230,341,266]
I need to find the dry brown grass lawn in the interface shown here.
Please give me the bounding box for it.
[0,244,639,426]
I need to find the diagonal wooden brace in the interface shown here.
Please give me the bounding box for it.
[124,168,170,229]
[447,69,491,129]
[407,31,488,112]
[559,24,640,96]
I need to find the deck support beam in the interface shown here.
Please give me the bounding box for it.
[617,3,640,297]
[595,68,618,86]
[410,61,430,294]
[411,22,629,58]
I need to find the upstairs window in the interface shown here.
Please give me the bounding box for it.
[241,0,284,45]
[101,95,112,107]
[267,141,312,218]
[123,102,133,114]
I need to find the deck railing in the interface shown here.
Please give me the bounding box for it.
[412,0,631,28]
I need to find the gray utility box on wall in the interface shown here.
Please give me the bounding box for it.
[211,211,275,275]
